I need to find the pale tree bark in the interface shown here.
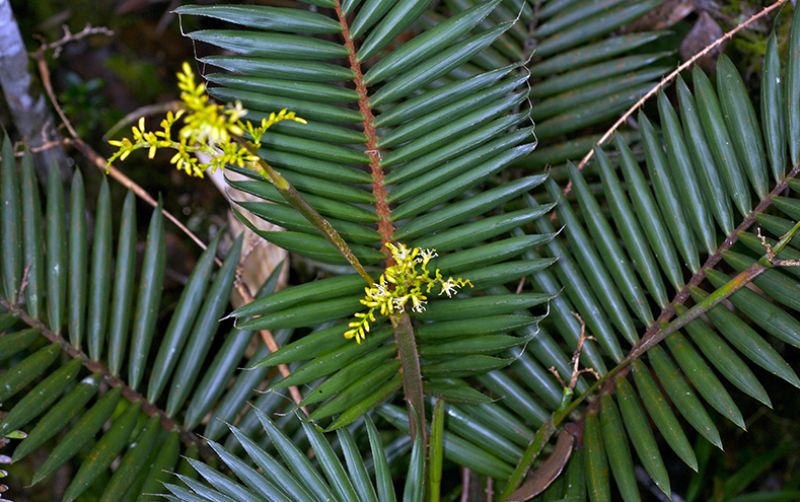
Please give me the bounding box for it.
[0,0,70,179]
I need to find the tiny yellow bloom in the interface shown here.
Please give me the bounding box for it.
[344,243,473,344]
[106,61,307,179]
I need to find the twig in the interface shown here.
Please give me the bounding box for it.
[515,276,526,294]
[757,227,800,266]
[549,314,599,391]
[14,264,31,307]
[460,468,471,502]
[33,52,210,252]
[103,100,182,140]
[567,0,790,193]
[32,23,114,59]
[13,138,73,157]
[567,314,599,387]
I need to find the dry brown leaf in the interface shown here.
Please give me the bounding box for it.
[622,0,696,32]
[208,168,289,309]
[508,428,576,502]
[680,11,726,73]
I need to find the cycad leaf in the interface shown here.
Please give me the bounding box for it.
[0,157,274,499]
[495,7,800,499]
[178,0,560,435]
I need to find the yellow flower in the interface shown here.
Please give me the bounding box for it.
[107,62,307,178]
[344,243,473,343]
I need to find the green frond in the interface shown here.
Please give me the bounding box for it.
[491,0,672,172]
[0,152,302,499]
[457,5,800,501]
[176,0,558,440]
[167,411,441,502]
[3,0,794,499]
[177,1,800,496]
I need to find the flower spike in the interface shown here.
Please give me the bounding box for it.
[344,243,473,343]
[107,62,306,178]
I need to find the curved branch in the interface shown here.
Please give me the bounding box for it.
[567,0,790,188]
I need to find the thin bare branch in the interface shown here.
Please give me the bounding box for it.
[13,137,73,157]
[32,23,114,59]
[757,227,800,266]
[103,100,182,140]
[567,0,791,193]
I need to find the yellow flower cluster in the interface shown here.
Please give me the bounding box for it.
[107,62,306,178]
[344,243,473,343]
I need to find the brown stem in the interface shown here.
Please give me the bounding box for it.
[333,0,395,250]
[633,162,800,354]
[391,313,427,443]
[331,0,428,443]
[633,214,800,360]
[0,297,203,450]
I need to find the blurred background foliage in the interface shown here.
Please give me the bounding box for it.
[0,0,798,500]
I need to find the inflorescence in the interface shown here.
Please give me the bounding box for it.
[106,64,472,346]
[107,62,306,178]
[345,243,473,344]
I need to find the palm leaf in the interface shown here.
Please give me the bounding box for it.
[176,0,557,444]
[444,5,800,500]
[431,0,671,172]
[168,412,436,502]
[0,149,307,499]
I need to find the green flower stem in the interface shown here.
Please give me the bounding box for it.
[500,217,800,500]
[234,137,373,285]
[392,312,427,445]
[241,138,431,451]
[429,400,445,502]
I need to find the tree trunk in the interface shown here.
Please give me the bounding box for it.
[0,0,70,180]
